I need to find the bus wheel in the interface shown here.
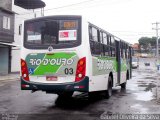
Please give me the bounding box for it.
[120,82,126,89]
[105,76,112,99]
[58,91,73,98]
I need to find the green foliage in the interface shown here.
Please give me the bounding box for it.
[150,37,156,46]
[138,37,157,50]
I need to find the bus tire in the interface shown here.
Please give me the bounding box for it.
[105,76,112,99]
[120,82,126,89]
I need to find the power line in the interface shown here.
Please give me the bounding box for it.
[18,0,133,16]
[112,30,154,34]
[111,31,155,37]
[19,0,96,15]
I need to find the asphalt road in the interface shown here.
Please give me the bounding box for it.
[0,58,160,120]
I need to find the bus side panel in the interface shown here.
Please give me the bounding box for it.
[87,23,118,92]
[89,75,109,92]
[88,56,118,92]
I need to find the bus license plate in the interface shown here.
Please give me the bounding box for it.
[46,76,57,81]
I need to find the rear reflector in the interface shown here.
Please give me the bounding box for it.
[74,86,85,89]
[21,84,30,88]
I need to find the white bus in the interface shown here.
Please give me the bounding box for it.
[21,15,132,98]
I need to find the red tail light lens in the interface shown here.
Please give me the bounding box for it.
[21,59,29,81]
[75,57,86,82]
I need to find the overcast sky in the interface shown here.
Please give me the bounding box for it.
[42,0,160,44]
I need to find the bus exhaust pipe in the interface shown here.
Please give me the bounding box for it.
[31,90,37,93]
[31,85,38,93]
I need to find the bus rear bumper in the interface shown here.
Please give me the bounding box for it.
[21,76,89,93]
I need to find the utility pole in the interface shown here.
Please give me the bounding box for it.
[152,22,160,64]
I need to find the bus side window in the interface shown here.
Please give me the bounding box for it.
[110,36,116,57]
[107,35,110,46]
[124,43,127,59]
[107,35,111,56]
[103,33,107,45]
[109,36,112,46]
[103,33,109,56]
[121,42,126,59]
[89,26,92,40]
[92,27,98,42]
[89,26,101,56]
[124,44,127,59]
[127,46,130,59]
[112,47,116,57]
[120,42,123,58]
[100,31,104,56]
[100,31,103,43]
[126,44,129,59]
[111,36,115,47]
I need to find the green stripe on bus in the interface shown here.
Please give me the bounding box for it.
[25,52,77,76]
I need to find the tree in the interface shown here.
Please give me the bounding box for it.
[150,37,156,47]
[138,37,151,51]
[138,37,157,52]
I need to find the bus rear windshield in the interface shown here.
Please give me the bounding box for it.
[24,17,81,49]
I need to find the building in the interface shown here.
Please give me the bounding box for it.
[132,43,140,50]
[0,0,45,74]
[0,0,15,74]
[11,0,45,73]
[131,43,141,57]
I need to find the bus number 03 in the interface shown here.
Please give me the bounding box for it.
[64,68,73,75]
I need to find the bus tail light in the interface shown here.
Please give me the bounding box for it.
[21,59,30,81]
[75,57,86,82]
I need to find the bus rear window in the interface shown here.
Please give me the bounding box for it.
[24,17,81,49]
